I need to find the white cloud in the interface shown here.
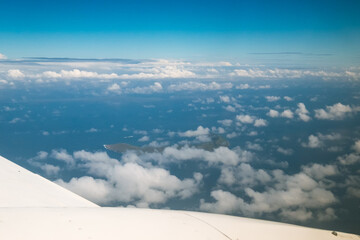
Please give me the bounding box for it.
[236,83,250,89]
[224,105,236,112]
[230,68,344,79]
[9,117,22,124]
[280,208,313,222]
[267,109,280,118]
[302,135,323,148]
[337,153,360,165]
[280,110,294,119]
[217,119,233,127]
[51,149,75,167]
[296,103,311,122]
[168,81,232,91]
[265,96,280,102]
[130,82,163,94]
[162,146,250,166]
[178,126,210,138]
[254,119,268,127]
[57,150,202,206]
[41,164,61,176]
[352,140,360,153]
[284,96,293,101]
[219,95,230,103]
[236,114,255,124]
[0,53,7,59]
[302,133,341,149]
[138,136,150,142]
[8,69,25,78]
[277,147,293,155]
[314,103,353,120]
[107,83,121,92]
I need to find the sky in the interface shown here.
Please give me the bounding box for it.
[1,0,360,235]
[0,0,360,64]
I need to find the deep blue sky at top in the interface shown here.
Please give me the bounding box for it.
[0,0,360,63]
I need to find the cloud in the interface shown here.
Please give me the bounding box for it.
[296,103,311,122]
[267,109,294,119]
[201,164,338,222]
[277,147,294,155]
[230,68,344,79]
[162,146,251,166]
[302,133,342,149]
[107,83,121,92]
[267,109,280,118]
[178,126,210,138]
[314,103,353,120]
[51,149,75,167]
[44,69,119,79]
[130,82,163,94]
[138,136,150,142]
[265,96,280,102]
[168,81,233,91]
[217,119,233,127]
[280,110,294,119]
[0,53,7,59]
[302,135,323,148]
[254,119,268,127]
[8,69,25,78]
[219,95,231,103]
[338,153,360,165]
[284,96,293,101]
[57,150,202,206]
[236,114,255,124]
[352,140,360,153]
[224,105,236,112]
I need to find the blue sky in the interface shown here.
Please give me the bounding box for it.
[0,0,359,64]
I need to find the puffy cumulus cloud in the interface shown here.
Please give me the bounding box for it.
[138,136,150,142]
[0,53,7,59]
[218,163,271,187]
[178,126,210,138]
[338,153,360,165]
[284,96,293,101]
[236,114,255,124]
[129,82,163,94]
[40,164,61,176]
[43,69,119,79]
[352,140,360,153]
[267,109,280,118]
[265,96,280,102]
[217,119,233,127]
[107,83,121,92]
[280,110,294,119]
[51,149,75,167]
[168,81,233,91]
[254,119,268,127]
[162,146,251,166]
[57,150,202,206]
[279,208,313,222]
[224,105,236,112]
[277,147,293,155]
[202,163,338,222]
[301,164,338,180]
[120,66,196,79]
[302,133,341,149]
[267,109,294,119]
[8,69,25,78]
[296,103,311,122]
[314,103,353,120]
[230,68,344,79]
[219,95,231,103]
[302,135,323,148]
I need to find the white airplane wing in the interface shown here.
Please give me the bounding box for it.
[0,155,358,240]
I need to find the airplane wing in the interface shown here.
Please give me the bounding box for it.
[0,155,358,240]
